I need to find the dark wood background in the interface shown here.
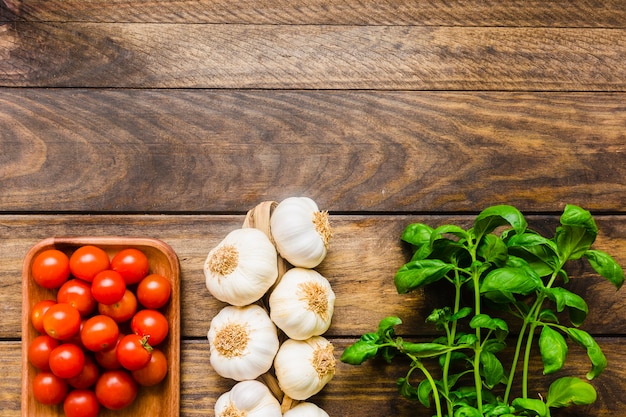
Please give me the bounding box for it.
[2,1,625,416]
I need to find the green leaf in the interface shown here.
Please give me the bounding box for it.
[477,234,509,267]
[340,339,380,365]
[377,316,402,338]
[512,398,549,417]
[473,205,527,239]
[432,224,470,241]
[451,306,473,321]
[401,223,435,247]
[541,287,588,327]
[539,325,568,374]
[566,328,607,379]
[396,377,420,401]
[394,259,454,294]
[480,263,543,302]
[560,204,598,235]
[481,351,505,388]
[584,249,625,290]
[399,341,449,357]
[417,379,432,408]
[507,232,559,276]
[538,308,560,324]
[554,205,598,262]
[454,406,483,417]
[470,314,509,334]
[546,376,597,408]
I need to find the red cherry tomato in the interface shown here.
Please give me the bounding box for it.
[69,245,110,282]
[32,371,69,405]
[43,303,82,340]
[31,249,71,289]
[116,333,153,371]
[95,370,138,410]
[66,355,100,389]
[131,309,169,346]
[131,348,168,386]
[28,334,60,371]
[91,269,126,305]
[63,389,101,417]
[80,314,120,352]
[111,248,149,285]
[137,273,171,309]
[94,334,124,370]
[57,279,97,316]
[31,299,56,333]
[49,343,86,379]
[98,289,138,323]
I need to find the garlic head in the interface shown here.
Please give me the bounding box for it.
[283,402,330,417]
[274,336,336,400]
[214,380,282,417]
[270,197,331,268]
[269,267,335,340]
[208,304,279,381]
[204,228,278,306]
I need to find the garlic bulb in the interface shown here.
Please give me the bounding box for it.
[269,268,335,340]
[214,380,282,417]
[270,197,331,268]
[204,228,279,306]
[283,402,330,417]
[208,304,279,381]
[274,336,336,400]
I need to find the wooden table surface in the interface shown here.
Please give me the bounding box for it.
[2,1,626,416]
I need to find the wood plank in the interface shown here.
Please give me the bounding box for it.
[2,89,626,213]
[3,338,626,416]
[2,0,625,27]
[1,23,625,90]
[3,214,625,339]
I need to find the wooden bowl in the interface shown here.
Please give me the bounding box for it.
[21,237,180,417]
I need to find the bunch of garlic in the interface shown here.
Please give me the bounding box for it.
[205,197,335,415]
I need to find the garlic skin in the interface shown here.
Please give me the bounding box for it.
[283,402,330,417]
[208,304,279,381]
[274,336,336,401]
[270,197,331,268]
[269,268,335,340]
[214,380,282,417]
[204,228,279,306]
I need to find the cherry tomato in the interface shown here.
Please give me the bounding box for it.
[57,278,97,316]
[131,348,168,386]
[98,289,138,323]
[137,273,171,309]
[31,299,56,333]
[116,333,152,371]
[80,314,120,352]
[111,248,149,285]
[43,303,82,340]
[95,334,124,370]
[28,334,60,371]
[31,249,71,289]
[63,389,100,417]
[69,245,110,282]
[32,371,69,405]
[131,309,169,346]
[95,370,138,410]
[66,354,100,389]
[91,269,126,305]
[49,343,86,379]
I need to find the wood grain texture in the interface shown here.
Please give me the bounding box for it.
[2,0,626,27]
[1,23,625,90]
[2,89,626,213]
[2,338,626,416]
[2,214,625,339]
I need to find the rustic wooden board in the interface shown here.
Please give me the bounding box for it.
[2,90,626,213]
[2,338,625,416]
[2,0,626,27]
[2,214,625,340]
[1,23,624,90]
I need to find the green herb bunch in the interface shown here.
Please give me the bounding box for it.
[341,204,624,417]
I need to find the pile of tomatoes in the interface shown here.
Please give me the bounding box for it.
[28,245,172,417]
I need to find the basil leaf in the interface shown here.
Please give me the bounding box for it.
[477,234,508,267]
[539,325,568,375]
[512,398,548,417]
[566,328,607,379]
[546,376,597,408]
[481,351,505,389]
[560,204,598,235]
[480,264,542,302]
[340,339,380,365]
[417,379,433,408]
[401,223,434,246]
[394,259,454,294]
[454,406,483,417]
[584,249,625,290]
[473,205,527,239]
[396,377,420,401]
[541,287,588,327]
